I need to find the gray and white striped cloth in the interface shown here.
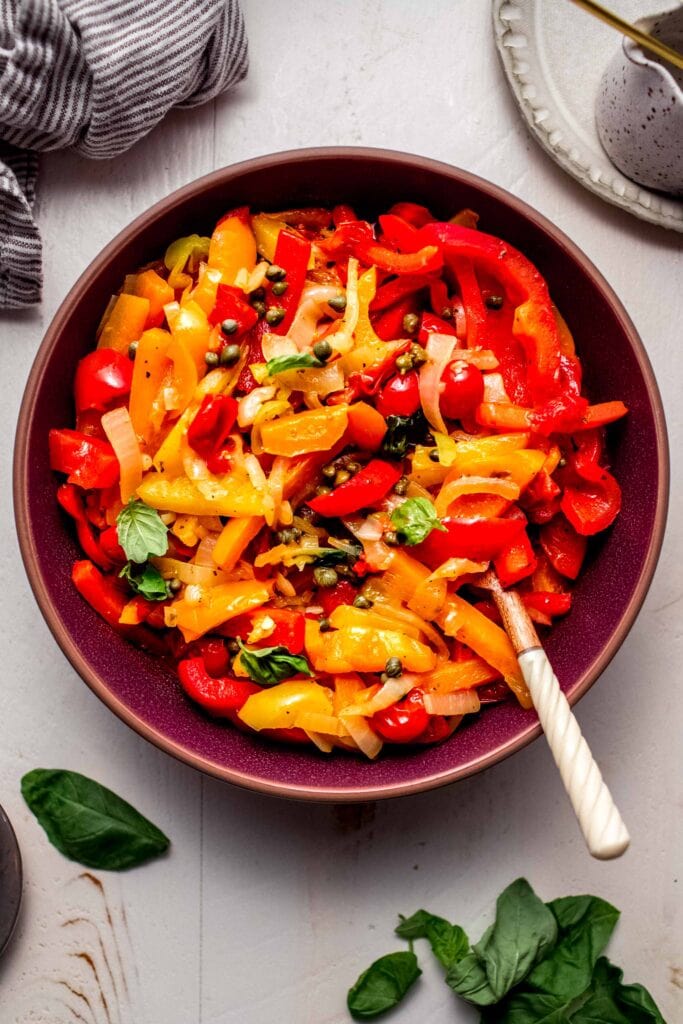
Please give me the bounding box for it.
[0,0,248,309]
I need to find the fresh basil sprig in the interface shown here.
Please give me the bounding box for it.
[21,769,170,871]
[347,951,421,1020]
[380,410,428,459]
[116,499,168,564]
[266,353,323,376]
[390,497,445,546]
[348,879,666,1022]
[119,561,172,601]
[238,641,312,687]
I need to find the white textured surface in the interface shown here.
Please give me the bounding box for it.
[0,2,681,1021]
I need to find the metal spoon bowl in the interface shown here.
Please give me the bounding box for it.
[0,804,22,958]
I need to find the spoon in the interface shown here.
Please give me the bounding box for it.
[481,571,630,860]
[0,804,22,958]
[568,0,683,70]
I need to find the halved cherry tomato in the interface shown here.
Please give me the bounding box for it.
[440,360,484,421]
[74,350,133,413]
[372,688,430,743]
[376,371,421,418]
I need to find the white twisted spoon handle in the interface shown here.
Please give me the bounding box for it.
[484,575,630,860]
[518,646,630,859]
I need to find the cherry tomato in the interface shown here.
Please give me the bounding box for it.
[376,371,421,418]
[440,360,484,421]
[74,350,133,413]
[372,688,430,743]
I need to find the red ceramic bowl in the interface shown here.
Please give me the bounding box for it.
[14,148,668,801]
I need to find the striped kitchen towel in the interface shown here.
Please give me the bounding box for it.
[0,0,248,309]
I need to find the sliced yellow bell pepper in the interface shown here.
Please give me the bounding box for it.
[129,328,171,443]
[439,433,531,472]
[305,622,437,675]
[260,405,349,457]
[98,293,150,353]
[166,580,273,642]
[437,595,531,708]
[328,604,422,640]
[422,658,500,694]
[165,335,198,416]
[152,368,234,477]
[137,473,265,517]
[340,267,400,375]
[190,264,223,316]
[212,516,264,571]
[169,299,211,374]
[208,210,257,285]
[238,680,334,732]
[251,213,287,264]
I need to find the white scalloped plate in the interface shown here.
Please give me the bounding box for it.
[493,0,683,232]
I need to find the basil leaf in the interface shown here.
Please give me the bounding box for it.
[314,542,362,566]
[119,561,171,601]
[21,769,169,871]
[395,909,469,970]
[390,497,445,545]
[446,952,498,1006]
[266,353,323,375]
[238,641,312,686]
[347,951,421,1020]
[481,991,572,1023]
[473,878,558,1000]
[116,499,169,564]
[380,410,428,459]
[568,958,666,1024]
[526,896,620,1001]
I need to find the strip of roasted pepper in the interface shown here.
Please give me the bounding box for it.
[307,459,402,516]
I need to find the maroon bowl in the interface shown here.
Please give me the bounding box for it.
[14,148,668,801]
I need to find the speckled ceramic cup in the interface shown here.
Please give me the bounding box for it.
[596,6,683,194]
[14,149,669,801]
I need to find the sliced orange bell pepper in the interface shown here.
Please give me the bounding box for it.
[129,328,171,443]
[134,270,174,329]
[422,658,500,693]
[165,580,273,642]
[346,401,387,451]
[168,299,212,374]
[260,405,349,457]
[437,595,531,708]
[165,334,198,417]
[212,516,264,571]
[190,264,223,316]
[208,207,257,286]
[98,293,150,354]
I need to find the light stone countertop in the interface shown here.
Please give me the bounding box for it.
[0,2,680,1021]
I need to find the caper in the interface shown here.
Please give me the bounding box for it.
[394,476,409,496]
[441,306,453,320]
[334,469,351,486]
[313,567,339,588]
[429,449,440,463]
[485,293,504,310]
[315,485,332,497]
[384,530,400,546]
[384,656,403,677]
[322,463,337,480]
[559,456,567,468]
[219,343,241,366]
[345,461,361,475]
[227,639,240,654]
[328,294,347,313]
[251,287,266,301]
[278,529,294,545]
[395,353,413,373]
[221,318,239,335]
[313,339,332,362]
[265,264,286,282]
[252,300,267,318]
[319,617,332,632]
[204,351,220,367]
[353,595,373,609]
[271,280,289,296]
[265,306,286,327]
[128,341,138,359]
[169,577,183,593]
[409,342,427,366]
[402,312,419,335]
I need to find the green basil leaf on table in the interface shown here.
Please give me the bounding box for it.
[237,641,312,686]
[395,909,469,970]
[347,951,421,1020]
[266,353,323,375]
[568,957,666,1024]
[480,990,572,1023]
[116,498,168,564]
[119,561,171,601]
[446,951,498,1006]
[473,878,558,1000]
[21,769,169,871]
[390,497,446,545]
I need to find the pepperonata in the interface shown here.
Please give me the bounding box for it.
[49,202,627,759]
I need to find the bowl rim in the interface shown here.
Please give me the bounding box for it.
[13,146,670,802]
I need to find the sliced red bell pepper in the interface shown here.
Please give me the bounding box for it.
[49,429,120,490]
[561,471,621,536]
[378,213,420,251]
[332,204,358,227]
[208,283,259,334]
[236,319,267,393]
[414,515,526,566]
[494,527,537,588]
[266,229,311,334]
[71,559,127,627]
[371,274,431,313]
[74,350,133,413]
[99,524,127,563]
[522,592,572,617]
[521,470,562,525]
[372,296,420,341]
[539,515,587,579]
[387,202,435,228]
[177,657,260,717]
[307,459,402,517]
[57,484,113,570]
[185,638,232,677]
[478,680,511,705]
[220,608,306,654]
[418,310,457,346]
[412,714,457,745]
[428,278,451,319]
[187,395,237,461]
[319,220,375,257]
[372,688,430,743]
[531,393,589,437]
[415,221,562,402]
[575,401,628,430]
[327,341,411,405]
[319,579,357,618]
[354,239,442,276]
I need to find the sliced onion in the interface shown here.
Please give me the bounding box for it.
[419,332,458,435]
[261,333,298,363]
[327,258,359,355]
[274,572,296,598]
[151,556,226,587]
[194,534,218,566]
[345,677,415,717]
[482,372,511,403]
[340,714,383,759]
[287,284,340,349]
[246,261,269,292]
[303,731,334,754]
[296,712,346,737]
[237,386,277,428]
[354,516,384,542]
[451,348,499,370]
[267,456,289,526]
[183,453,210,481]
[371,598,450,661]
[101,406,143,503]
[435,475,519,516]
[423,690,481,716]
